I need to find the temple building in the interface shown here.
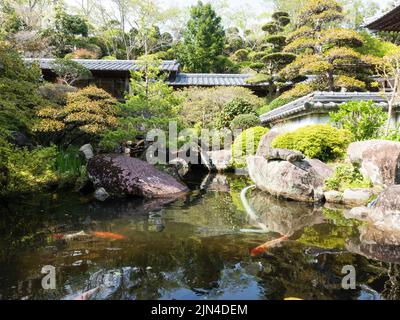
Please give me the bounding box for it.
[365,5,400,32]
[25,58,270,99]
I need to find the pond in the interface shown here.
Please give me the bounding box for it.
[0,173,399,300]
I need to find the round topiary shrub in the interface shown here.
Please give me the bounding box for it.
[217,97,258,129]
[271,124,353,162]
[231,114,261,130]
[231,126,269,168]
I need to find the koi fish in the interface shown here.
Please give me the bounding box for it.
[93,231,126,240]
[74,286,100,300]
[284,297,303,300]
[250,235,288,256]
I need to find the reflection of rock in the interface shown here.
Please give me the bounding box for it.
[87,155,188,198]
[347,185,400,232]
[200,174,230,192]
[348,140,400,187]
[247,156,333,203]
[346,225,400,264]
[248,190,324,236]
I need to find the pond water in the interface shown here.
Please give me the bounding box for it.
[0,173,399,300]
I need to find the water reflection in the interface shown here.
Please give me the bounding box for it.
[0,174,399,300]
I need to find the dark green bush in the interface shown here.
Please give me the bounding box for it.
[231,114,261,130]
[217,97,258,128]
[271,124,353,162]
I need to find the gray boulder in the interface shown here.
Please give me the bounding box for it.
[247,156,333,202]
[206,149,232,171]
[343,188,374,206]
[80,144,94,160]
[256,128,286,157]
[94,187,110,202]
[87,155,189,199]
[324,190,343,204]
[347,140,400,187]
[347,185,400,231]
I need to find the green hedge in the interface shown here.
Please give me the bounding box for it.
[231,114,261,130]
[271,124,353,162]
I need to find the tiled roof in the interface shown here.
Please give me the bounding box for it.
[169,73,269,87]
[365,5,400,32]
[24,58,180,72]
[260,91,394,125]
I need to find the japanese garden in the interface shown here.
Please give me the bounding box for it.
[1,0,400,301]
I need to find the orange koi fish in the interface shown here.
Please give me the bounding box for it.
[92,231,126,240]
[74,287,100,300]
[250,235,288,256]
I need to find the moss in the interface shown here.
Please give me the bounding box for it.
[324,163,372,192]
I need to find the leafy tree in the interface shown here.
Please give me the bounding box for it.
[0,42,43,136]
[34,86,118,146]
[376,48,400,134]
[280,0,376,92]
[50,58,92,86]
[100,56,182,150]
[178,1,226,73]
[329,100,388,141]
[216,97,258,129]
[45,5,89,57]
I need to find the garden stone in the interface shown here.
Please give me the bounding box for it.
[206,149,232,171]
[347,140,400,187]
[94,187,110,202]
[265,148,305,163]
[79,144,94,160]
[87,154,189,199]
[247,156,333,203]
[343,188,374,206]
[347,185,400,232]
[256,128,287,157]
[324,190,343,204]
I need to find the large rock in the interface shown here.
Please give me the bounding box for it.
[247,156,333,202]
[256,128,286,157]
[343,188,374,206]
[206,149,232,171]
[347,140,400,187]
[87,155,189,199]
[347,185,400,231]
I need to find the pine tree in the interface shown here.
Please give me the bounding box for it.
[178,1,226,73]
[280,0,377,92]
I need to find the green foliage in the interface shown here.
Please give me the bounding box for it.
[272,124,353,162]
[356,31,398,58]
[329,100,387,141]
[50,58,92,85]
[0,42,44,136]
[101,56,182,150]
[177,86,264,129]
[325,163,372,191]
[55,147,86,189]
[231,114,261,130]
[231,126,269,168]
[178,1,226,73]
[34,86,118,146]
[38,83,78,105]
[217,98,258,129]
[382,126,400,142]
[2,146,58,194]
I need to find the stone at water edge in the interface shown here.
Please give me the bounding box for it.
[343,188,374,206]
[206,149,232,171]
[347,185,400,232]
[94,187,110,202]
[87,155,189,199]
[247,156,333,203]
[347,140,400,187]
[80,144,94,160]
[324,190,344,204]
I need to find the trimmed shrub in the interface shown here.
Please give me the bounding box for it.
[217,98,258,128]
[39,83,78,105]
[231,114,261,130]
[231,126,269,168]
[325,163,372,191]
[271,124,353,162]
